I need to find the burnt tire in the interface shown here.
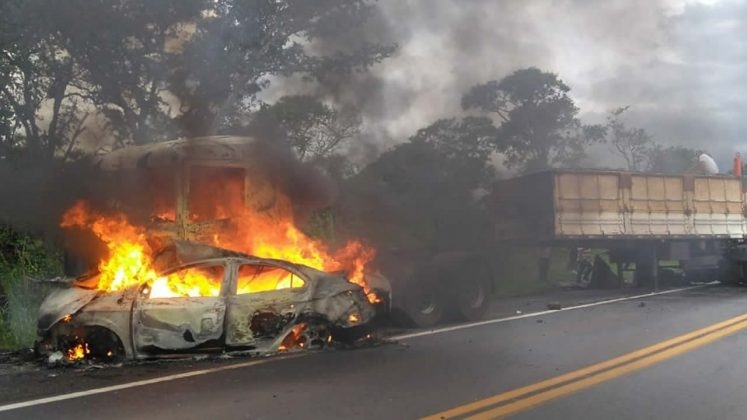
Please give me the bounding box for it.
[86,327,126,363]
[59,326,125,363]
[281,320,332,351]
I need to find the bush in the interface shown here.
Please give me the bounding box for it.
[0,226,62,350]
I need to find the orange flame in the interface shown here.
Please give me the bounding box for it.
[177,170,377,301]
[67,342,89,361]
[62,202,223,298]
[62,192,378,302]
[62,201,153,293]
[213,192,378,301]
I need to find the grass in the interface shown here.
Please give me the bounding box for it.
[489,245,580,297]
[0,229,62,350]
[0,269,55,349]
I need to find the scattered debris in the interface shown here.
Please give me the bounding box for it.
[46,351,65,367]
[546,302,563,310]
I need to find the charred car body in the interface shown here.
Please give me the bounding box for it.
[38,241,387,361]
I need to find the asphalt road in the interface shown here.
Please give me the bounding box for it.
[4,284,747,419]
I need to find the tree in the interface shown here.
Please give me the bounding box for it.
[407,117,497,186]
[337,117,496,251]
[49,0,206,147]
[248,95,360,161]
[2,0,394,155]
[647,145,698,174]
[0,0,90,162]
[168,0,394,138]
[606,106,653,171]
[462,67,604,173]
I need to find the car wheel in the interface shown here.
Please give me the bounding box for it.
[281,320,331,350]
[59,326,125,363]
[87,327,126,362]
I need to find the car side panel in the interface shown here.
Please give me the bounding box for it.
[132,296,226,353]
[224,288,311,347]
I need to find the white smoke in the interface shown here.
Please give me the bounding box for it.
[275,0,746,168]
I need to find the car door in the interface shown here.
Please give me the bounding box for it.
[132,262,227,354]
[224,261,311,348]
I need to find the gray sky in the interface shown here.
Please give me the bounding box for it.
[324,0,746,168]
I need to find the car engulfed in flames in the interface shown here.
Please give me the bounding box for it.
[36,136,391,362]
[36,240,389,362]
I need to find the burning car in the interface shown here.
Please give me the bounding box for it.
[37,240,388,362]
[36,136,390,362]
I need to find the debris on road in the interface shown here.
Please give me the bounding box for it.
[547,302,563,310]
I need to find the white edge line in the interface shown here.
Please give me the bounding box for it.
[0,353,305,413]
[389,284,709,341]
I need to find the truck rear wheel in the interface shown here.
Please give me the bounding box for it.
[403,286,444,328]
[717,260,744,285]
[452,265,491,321]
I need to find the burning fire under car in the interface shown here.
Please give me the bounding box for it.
[35,137,390,363]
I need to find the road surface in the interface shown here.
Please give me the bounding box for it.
[3,284,747,419]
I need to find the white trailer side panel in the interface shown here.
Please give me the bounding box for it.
[491,170,747,242]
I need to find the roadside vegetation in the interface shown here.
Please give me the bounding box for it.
[0,226,61,350]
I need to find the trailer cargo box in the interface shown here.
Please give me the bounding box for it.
[489,170,747,243]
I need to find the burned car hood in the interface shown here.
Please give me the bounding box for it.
[37,286,100,331]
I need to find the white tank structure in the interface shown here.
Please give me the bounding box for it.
[698,153,719,175]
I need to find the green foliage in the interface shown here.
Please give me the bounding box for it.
[0,0,88,161]
[0,226,62,349]
[647,145,698,174]
[304,208,336,243]
[338,117,496,252]
[248,95,361,161]
[462,67,604,173]
[491,246,574,297]
[1,0,393,155]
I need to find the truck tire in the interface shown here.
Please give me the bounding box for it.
[402,284,444,328]
[452,264,491,321]
[717,260,744,285]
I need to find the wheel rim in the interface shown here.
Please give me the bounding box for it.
[417,291,437,314]
[465,284,485,309]
[293,322,330,350]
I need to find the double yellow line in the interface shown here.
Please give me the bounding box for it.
[424,312,747,420]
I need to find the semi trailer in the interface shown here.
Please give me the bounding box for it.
[487,169,747,288]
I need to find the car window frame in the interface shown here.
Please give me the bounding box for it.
[139,260,230,299]
[229,258,309,297]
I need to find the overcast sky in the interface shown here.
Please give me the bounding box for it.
[324,0,747,168]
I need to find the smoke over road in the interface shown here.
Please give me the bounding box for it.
[282,0,746,167]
